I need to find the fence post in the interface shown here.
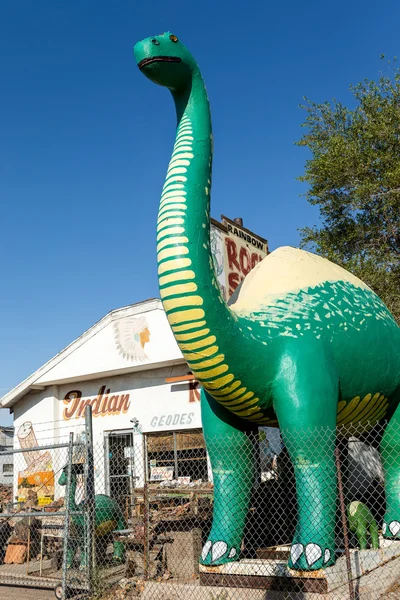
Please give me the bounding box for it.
[61,432,75,600]
[85,405,95,594]
[142,432,149,580]
[335,443,355,600]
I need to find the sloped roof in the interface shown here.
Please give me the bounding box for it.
[1,298,184,409]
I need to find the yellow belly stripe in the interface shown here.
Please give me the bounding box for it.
[338,394,372,427]
[180,335,216,351]
[184,345,219,360]
[157,218,184,232]
[187,354,225,368]
[157,236,189,252]
[349,392,383,426]
[157,211,186,226]
[158,258,192,275]
[161,189,187,199]
[336,396,360,422]
[233,405,262,417]
[159,203,188,216]
[157,226,185,241]
[204,374,235,391]
[168,309,205,325]
[337,400,346,414]
[159,270,195,286]
[175,328,210,341]
[360,395,388,424]
[157,246,189,262]
[216,386,248,401]
[164,296,204,312]
[220,391,255,406]
[192,364,229,379]
[212,380,242,397]
[172,320,207,332]
[220,395,258,409]
[161,283,198,299]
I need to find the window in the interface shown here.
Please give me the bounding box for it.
[146,429,208,482]
[2,464,12,473]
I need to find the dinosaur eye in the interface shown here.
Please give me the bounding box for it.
[151,38,160,45]
[169,34,178,43]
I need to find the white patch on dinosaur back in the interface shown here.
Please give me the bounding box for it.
[230,247,369,312]
[211,542,228,562]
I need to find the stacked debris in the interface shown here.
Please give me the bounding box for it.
[0,484,12,510]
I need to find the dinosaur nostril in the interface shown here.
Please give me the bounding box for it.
[151,39,160,46]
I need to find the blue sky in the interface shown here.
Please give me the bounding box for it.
[1,0,398,424]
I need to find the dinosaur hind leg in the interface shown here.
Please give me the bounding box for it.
[200,389,257,566]
[274,341,339,571]
[381,388,400,539]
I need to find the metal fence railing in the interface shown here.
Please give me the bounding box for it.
[0,410,399,599]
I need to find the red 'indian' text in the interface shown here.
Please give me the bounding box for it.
[63,386,130,420]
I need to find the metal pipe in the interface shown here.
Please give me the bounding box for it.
[61,432,74,600]
[335,444,355,600]
[0,442,83,456]
[85,405,95,595]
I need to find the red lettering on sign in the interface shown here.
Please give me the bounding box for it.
[226,238,240,271]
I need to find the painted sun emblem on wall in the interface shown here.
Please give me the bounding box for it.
[113,316,150,362]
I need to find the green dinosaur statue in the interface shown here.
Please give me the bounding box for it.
[58,464,125,569]
[134,32,400,571]
[347,501,379,550]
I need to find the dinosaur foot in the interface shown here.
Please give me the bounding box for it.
[200,540,239,566]
[288,542,335,571]
[382,520,400,539]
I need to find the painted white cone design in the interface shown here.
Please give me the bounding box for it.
[305,543,322,566]
[211,541,228,562]
[228,548,237,558]
[290,543,304,564]
[324,549,331,564]
[201,541,212,561]
[389,521,400,536]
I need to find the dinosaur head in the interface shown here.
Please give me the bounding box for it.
[134,32,196,91]
[58,462,84,486]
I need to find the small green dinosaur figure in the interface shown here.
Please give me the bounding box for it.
[347,501,379,550]
[59,464,125,570]
[134,32,400,572]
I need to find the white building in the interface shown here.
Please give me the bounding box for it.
[0,217,268,506]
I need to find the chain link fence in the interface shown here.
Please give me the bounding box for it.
[0,410,399,599]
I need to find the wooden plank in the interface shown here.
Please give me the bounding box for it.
[165,375,196,383]
[200,573,328,593]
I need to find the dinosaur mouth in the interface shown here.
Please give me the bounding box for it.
[138,56,182,69]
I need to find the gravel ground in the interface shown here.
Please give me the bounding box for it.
[0,585,55,600]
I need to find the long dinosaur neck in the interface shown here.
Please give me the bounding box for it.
[157,70,240,394]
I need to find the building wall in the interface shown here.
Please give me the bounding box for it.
[12,364,201,501]
[0,429,14,486]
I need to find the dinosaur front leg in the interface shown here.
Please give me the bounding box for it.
[274,343,338,571]
[381,391,400,540]
[200,389,257,566]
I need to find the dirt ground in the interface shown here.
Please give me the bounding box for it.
[0,585,55,600]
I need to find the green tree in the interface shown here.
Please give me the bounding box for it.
[297,63,400,323]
